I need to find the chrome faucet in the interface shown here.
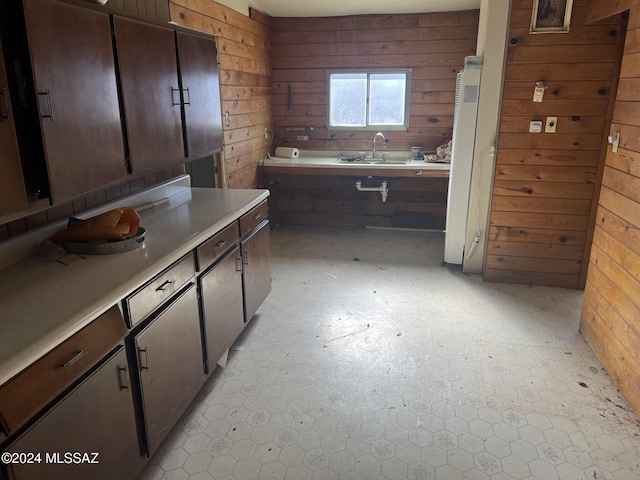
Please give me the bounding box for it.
[372,132,386,161]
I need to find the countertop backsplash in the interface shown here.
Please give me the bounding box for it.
[0,175,193,270]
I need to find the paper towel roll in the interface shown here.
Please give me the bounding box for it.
[275,147,299,159]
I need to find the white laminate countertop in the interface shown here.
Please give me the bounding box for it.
[0,182,269,386]
[261,149,451,172]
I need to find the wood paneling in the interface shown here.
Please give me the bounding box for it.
[169,0,272,189]
[580,4,640,419]
[485,0,625,289]
[264,173,448,229]
[587,0,640,23]
[270,11,479,153]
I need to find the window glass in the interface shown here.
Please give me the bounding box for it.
[329,73,367,127]
[369,73,407,125]
[328,70,410,130]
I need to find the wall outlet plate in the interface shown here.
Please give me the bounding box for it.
[545,117,557,133]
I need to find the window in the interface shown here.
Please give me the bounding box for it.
[327,70,411,130]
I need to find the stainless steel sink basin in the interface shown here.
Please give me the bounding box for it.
[364,157,410,165]
[336,155,410,165]
[336,155,366,164]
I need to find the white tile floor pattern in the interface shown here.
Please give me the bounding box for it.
[138,225,640,480]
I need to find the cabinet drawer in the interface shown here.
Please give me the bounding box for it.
[6,347,143,480]
[240,201,268,236]
[0,305,127,435]
[196,222,239,272]
[126,253,195,327]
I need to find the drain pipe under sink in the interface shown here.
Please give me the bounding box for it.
[355,180,389,203]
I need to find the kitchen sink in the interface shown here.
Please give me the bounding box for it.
[363,157,410,165]
[336,155,410,165]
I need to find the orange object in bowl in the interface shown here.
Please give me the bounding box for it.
[50,207,141,243]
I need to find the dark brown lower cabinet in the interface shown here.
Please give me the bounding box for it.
[134,284,204,456]
[199,245,244,374]
[0,204,272,480]
[242,221,272,323]
[6,347,142,480]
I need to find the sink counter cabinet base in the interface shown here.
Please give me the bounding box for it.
[264,172,449,230]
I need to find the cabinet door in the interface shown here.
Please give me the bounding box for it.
[242,222,272,323]
[134,284,203,456]
[113,17,184,173]
[0,38,28,217]
[6,347,142,480]
[176,31,224,159]
[199,246,244,373]
[22,0,126,204]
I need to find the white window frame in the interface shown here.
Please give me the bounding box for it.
[326,69,412,131]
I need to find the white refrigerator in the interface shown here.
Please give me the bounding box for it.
[444,56,483,265]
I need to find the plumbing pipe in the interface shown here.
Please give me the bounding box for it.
[355,180,389,203]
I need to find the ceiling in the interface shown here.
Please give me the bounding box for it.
[247,0,481,18]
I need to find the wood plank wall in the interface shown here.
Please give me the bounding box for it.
[580,4,640,419]
[587,0,640,23]
[484,0,625,288]
[270,11,479,153]
[263,173,449,229]
[169,0,272,189]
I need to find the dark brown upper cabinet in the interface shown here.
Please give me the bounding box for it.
[0,37,28,217]
[21,0,127,205]
[113,17,185,174]
[176,31,224,159]
[0,3,224,211]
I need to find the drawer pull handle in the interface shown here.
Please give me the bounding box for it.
[60,349,88,370]
[171,87,181,106]
[215,239,226,248]
[252,212,262,220]
[243,249,249,265]
[155,279,175,292]
[139,347,149,371]
[37,90,54,121]
[118,366,130,391]
[236,256,243,272]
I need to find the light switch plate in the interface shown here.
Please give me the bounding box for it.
[609,132,620,153]
[529,121,543,133]
[533,82,545,102]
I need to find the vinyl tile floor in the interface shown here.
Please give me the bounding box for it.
[138,225,640,480]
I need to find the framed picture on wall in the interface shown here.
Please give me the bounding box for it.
[530,0,573,33]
